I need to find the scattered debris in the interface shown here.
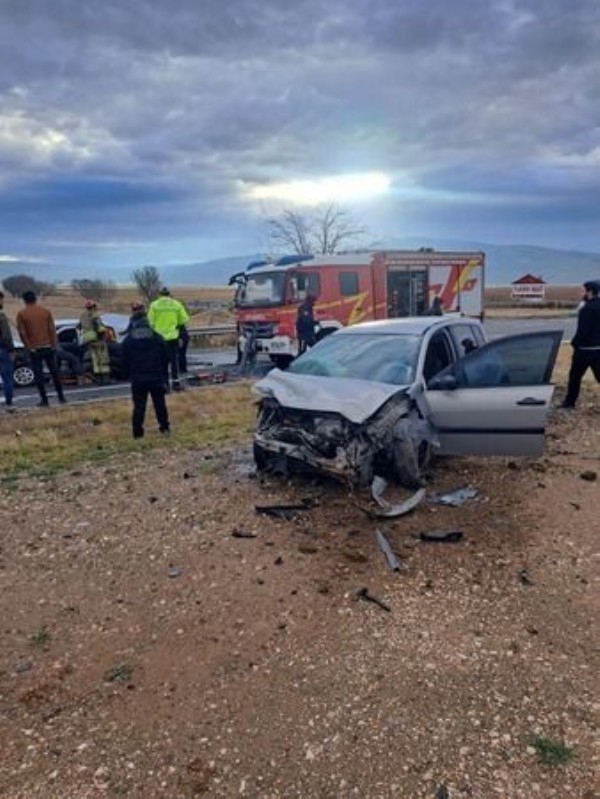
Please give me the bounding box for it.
[342,549,369,564]
[369,476,426,518]
[518,568,534,586]
[374,528,401,572]
[428,486,479,507]
[580,470,597,482]
[167,566,184,578]
[298,544,318,555]
[188,370,228,385]
[255,502,311,521]
[103,663,134,683]
[231,530,257,539]
[420,530,464,543]
[355,587,391,612]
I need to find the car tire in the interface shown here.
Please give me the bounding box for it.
[13,364,36,388]
[393,438,432,488]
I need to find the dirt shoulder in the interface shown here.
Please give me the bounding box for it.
[0,411,599,798]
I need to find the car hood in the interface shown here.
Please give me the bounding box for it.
[252,369,410,424]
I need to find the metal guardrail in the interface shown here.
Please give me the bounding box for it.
[188,323,237,337]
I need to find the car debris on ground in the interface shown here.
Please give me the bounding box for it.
[369,475,426,518]
[427,486,479,506]
[419,530,464,543]
[254,501,312,520]
[374,528,402,572]
[355,587,391,612]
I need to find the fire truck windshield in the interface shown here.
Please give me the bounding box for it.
[239,271,286,307]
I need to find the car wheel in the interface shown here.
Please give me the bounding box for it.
[13,364,36,388]
[393,438,432,488]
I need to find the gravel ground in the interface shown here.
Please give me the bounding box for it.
[0,408,599,798]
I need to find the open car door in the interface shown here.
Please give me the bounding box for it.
[424,331,562,457]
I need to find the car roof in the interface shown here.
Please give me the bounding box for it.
[56,313,131,332]
[335,315,481,337]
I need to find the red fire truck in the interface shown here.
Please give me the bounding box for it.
[231,250,484,366]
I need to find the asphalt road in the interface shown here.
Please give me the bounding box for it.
[4,316,576,411]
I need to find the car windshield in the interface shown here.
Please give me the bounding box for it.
[289,332,421,385]
[239,272,286,307]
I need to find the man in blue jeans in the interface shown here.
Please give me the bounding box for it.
[0,291,16,412]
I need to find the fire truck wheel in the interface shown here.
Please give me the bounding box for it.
[269,355,293,369]
[316,327,336,342]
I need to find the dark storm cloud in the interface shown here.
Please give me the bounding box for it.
[0,0,599,265]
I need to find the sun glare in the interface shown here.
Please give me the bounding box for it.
[247,172,390,205]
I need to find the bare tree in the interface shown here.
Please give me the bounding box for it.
[71,278,117,306]
[2,274,43,297]
[131,265,162,302]
[266,203,367,255]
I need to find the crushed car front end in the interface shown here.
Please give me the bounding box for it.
[253,376,434,488]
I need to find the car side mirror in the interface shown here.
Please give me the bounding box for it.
[428,373,458,391]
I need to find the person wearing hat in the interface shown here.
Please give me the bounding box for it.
[147,287,190,391]
[121,301,170,438]
[562,280,600,409]
[16,290,66,406]
[79,299,111,384]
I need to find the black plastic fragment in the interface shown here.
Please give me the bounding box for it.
[255,501,312,521]
[355,587,391,612]
[420,530,464,543]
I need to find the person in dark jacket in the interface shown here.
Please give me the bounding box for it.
[121,303,170,438]
[428,296,444,315]
[178,324,189,373]
[296,295,316,355]
[562,280,600,409]
[0,290,16,411]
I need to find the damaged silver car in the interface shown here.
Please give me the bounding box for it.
[252,317,562,488]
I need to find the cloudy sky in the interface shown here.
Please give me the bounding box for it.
[1,0,599,278]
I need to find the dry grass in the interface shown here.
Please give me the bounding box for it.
[0,383,256,479]
[2,285,235,324]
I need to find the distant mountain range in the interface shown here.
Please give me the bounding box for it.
[2,240,600,287]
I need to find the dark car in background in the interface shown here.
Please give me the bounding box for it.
[9,314,130,388]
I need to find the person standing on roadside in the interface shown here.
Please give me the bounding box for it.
[147,287,190,391]
[428,296,444,315]
[121,302,170,439]
[0,291,16,412]
[562,280,600,409]
[79,300,111,384]
[16,291,66,407]
[296,294,316,355]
